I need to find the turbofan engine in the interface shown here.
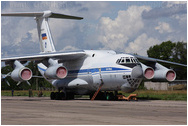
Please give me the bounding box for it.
[11,60,32,82]
[152,63,176,82]
[140,63,154,80]
[44,58,68,79]
[44,65,67,79]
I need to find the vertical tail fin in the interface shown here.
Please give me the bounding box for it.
[35,11,56,53]
[2,10,83,53]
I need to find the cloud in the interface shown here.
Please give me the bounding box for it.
[97,3,186,56]
[75,1,111,20]
[60,45,78,51]
[155,22,173,34]
[126,33,160,56]
[1,1,110,56]
[98,6,151,51]
[140,1,187,44]
[1,1,187,58]
[164,1,187,8]
[142,1,187,19]
[27,28,38,43]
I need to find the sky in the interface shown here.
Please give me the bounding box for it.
[1,1,187,57]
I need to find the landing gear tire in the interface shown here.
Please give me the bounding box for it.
[106,92,115,100]
[50,91,74,100]
[50,92,55,100]
[66,92,74,100]
[55,92,61,100]
[60,92,65,100]
[98,92,106,100]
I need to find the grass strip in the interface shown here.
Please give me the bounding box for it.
[1,90,187,101]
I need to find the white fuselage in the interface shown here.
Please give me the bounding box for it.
[52,50,143,95]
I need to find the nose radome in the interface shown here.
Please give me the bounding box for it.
[131,65,143,78]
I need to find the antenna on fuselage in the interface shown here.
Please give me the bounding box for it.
[2,10,83,53]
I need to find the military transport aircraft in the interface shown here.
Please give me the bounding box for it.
[1,10,186,100]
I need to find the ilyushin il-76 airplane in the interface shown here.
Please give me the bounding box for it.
[1,10,186,100]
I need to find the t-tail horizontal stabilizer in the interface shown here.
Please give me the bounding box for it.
[1,10,83,20]
[1,10,83,53]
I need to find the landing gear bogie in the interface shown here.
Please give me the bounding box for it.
[50,91,74,100]
[50,92,55,100]
[90,91,117,100]
[106,92,115,100]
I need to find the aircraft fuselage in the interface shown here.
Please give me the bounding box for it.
[52,50,143,95]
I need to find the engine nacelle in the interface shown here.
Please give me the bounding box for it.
[152,63,176,82]
[44,65,68,79]
[140,63,154,80]
[11,61,32,82]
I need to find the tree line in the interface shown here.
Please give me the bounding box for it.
[147,41,187,80]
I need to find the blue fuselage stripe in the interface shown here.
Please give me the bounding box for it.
[37,66,131,75]
[68,67,131,75]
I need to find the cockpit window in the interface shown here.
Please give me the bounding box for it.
[131,57,138,63]
[116,59,121,64]
[116,57,139,64]
[121,59,125,63]
[126,58,131,63]
[132,58,136,63]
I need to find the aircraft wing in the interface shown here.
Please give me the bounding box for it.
[2,50,86,64]
[134,55,187,67]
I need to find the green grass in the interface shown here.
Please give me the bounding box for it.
[1,90,187,101]
[1,90,52,97]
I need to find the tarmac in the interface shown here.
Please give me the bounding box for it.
[1,96,187,125]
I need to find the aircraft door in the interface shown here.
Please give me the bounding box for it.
[91,68,103,89]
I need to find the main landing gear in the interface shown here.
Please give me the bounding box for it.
[50,90,137,101]
[50,89,74,100]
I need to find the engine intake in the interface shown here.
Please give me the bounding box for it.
[44,65,68,79]
[152,63,176,82]
[11,61,32,82]
[144,68,154,80]
[20,68,32,80]
[166,70,176,81]
[140,63,154,79]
